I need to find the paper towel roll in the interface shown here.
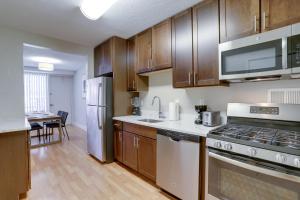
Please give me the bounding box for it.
[169,101,179,121]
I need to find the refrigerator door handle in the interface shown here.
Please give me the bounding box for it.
[97,83,103,130]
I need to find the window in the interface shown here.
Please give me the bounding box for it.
[24,72,49,113]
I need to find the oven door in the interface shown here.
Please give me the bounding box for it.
[219,26,291,81]
[207,149,300,200]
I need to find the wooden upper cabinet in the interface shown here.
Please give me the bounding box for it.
[126,38,148,92]
[122,131,138,171]
[152,19,172,71]
[261,0,300,32]
[137,136,156,181]
[193,0,224,86]
[219,0,260,43]
[136,29,152,74]
[172,9,194,88]
[94,39,112,77]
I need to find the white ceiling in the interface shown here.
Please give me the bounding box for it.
[23,44,88,71]
[0,0,201,46]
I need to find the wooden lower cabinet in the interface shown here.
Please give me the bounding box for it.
[122,131,138,171]
[115,122,157,181]
[0,131,30,200]
[113,121,123,162]
[137,136,156,181]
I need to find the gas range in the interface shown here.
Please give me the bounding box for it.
[207,103,300,169]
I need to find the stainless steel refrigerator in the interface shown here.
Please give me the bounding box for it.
[86,77,113,163]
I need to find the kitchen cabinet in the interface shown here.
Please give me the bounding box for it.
[193,0,226,86]
[137,136,156,181]
[113,121,123,162]
[0,131,30,199]
[126,37,148,92]
[219,0,260,43]
[136,19,172,74]
[116,122,157,181]
[136,29,152,74]
[122,131,138,170]
[261,0,300,32]
[151,19,172,71]
[172,9,194,88]
[94,39,112,76]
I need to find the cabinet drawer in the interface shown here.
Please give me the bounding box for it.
[123,123,157,140]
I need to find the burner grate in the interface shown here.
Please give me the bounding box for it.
[211,124,300,149]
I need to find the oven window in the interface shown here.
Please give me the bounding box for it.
[208,156,300,200]
[221,39,283,75]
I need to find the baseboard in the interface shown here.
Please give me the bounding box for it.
[72,122,87,131]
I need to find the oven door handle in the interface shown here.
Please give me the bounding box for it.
[209,152,300,184]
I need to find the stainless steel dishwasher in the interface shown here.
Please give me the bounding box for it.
[157,129,200,200]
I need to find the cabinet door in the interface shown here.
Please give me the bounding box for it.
[94,44,104,77]
[127,38,136,91]
[136,29,152,74]
[152,19,172,71]
[94,39,112,77]
[122,131,138,170]
[113,122,123,162]
[261,0,300,32]
[220,0,260,43]
[137,136,156,181]
[172,9,194,88]
[193,0,223,86]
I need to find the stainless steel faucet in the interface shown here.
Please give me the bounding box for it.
[152,96,164,118]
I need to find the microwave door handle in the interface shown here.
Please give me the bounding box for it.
[209,152,300,184]
[282,37,288,69]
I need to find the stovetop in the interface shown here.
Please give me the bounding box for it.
[209,124,300,155]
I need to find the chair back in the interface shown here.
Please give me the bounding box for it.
[61,111,68,125]
[57,111,63,117]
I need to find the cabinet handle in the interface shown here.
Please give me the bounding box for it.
[262,11,268,31]
[188,72,191,85]
[133,136,136,148]
[194,72,197,85]
[133,80,135,89]
[136,137,139,149]
[119,132,122,141]
[254,15,257,33]
[147,59,150,68]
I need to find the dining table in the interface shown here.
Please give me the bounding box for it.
[26,112,63,148]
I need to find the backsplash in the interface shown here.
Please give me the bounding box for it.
[139,70,300,117]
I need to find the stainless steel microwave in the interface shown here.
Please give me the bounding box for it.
[219,23,300,82]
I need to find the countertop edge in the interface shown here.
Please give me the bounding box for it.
[0,118,31,134]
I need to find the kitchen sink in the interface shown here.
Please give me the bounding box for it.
[138,119,164,123]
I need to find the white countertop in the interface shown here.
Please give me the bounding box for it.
[113,115,222,137]
[0,118,31,134]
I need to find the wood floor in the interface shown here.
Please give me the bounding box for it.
[24,125,174,200]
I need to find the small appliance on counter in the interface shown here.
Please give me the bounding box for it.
[202,111,221,127]
[169,100,180,121]
[131,97,141,116]
[194,105,207,124]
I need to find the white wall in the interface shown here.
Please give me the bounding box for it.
[72,67,87,131]
[49,75,73,124]
[140,70,300,116]
[0,25,93,121]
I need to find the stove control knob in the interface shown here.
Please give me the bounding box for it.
[224,143,232,151]
[276,154,287,163]
[214,142,222,149]
[247,148,257,157]
[294,158,300,168]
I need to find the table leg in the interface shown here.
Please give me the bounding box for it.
[58,119,63,143]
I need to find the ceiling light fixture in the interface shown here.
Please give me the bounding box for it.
[30,56,62,64]
[38,63,54,71]
[80,0,118,20]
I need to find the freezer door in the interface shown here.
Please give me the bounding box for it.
[87,105,107,161]
[86,78,105,106]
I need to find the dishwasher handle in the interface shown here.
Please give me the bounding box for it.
[169,137,181,142]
